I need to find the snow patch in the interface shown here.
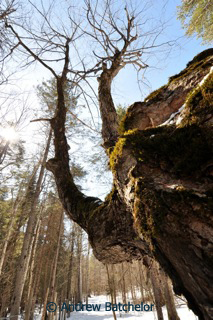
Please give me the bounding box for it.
[160,105,185,126]
[64,295,198,320]
[160,66,213,127]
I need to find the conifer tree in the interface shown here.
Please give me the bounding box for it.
[177,0,213,43]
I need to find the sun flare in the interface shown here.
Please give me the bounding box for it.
[0,127,18,142]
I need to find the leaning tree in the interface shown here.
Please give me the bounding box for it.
[2,1,213,319]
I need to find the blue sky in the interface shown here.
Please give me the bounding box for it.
[1,0,211,198]
[7,0,210,110]
[80,0,212,197]
[112,0,212,106]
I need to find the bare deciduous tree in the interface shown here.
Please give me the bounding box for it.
[1,1,212,320]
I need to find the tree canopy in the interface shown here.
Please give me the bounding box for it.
[177,0,213,44]
[0,1,213,320]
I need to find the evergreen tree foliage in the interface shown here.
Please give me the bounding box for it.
[177,0,213,44]
[37,78,78,127]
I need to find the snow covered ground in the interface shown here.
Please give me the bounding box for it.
[63,295,198,320]
[32,295,198,320]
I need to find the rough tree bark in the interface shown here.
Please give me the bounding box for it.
[46,49,213,320]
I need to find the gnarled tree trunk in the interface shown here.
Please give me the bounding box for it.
[46,50,213,320]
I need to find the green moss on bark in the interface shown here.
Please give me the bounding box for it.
[111,120,212,178]
[109,129,138,170]
[118,113,128,135]
[186,49,213,67]
[180,72,213,127]
[168,53,212,84]
[119,125,212,177]
[144,85,167,103]
[134,178,163,243]
[109,136,126,170]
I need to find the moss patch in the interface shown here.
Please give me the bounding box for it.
[109,136,126,170]
[144,85,167,103]
[118,112,129,135]
[180,72,213,126]
[109,129,138,170]
[144,49,213,103]
[134,178,165,243]
[168,55,212,84]
[112,124,212,177]
[186,48,213,68]
[118,110,140,135]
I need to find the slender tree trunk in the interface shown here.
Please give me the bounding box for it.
[129,265,136,304]
[111,265,117,304]
[0,193,21,276]
[25,215,42,320]
[41,209,64,320]
[66,223,75,317]
[121,263,127,312]
[148,260,164,320]
[49,210,64,320]
[10,182,39,320]
[138,261,145,301]
[106,265,117,320]
[76,227,83,304]
[30,255,44,320]
[41,288,49,320]
[53,292,57,320]
[161,271,180,320]
[0,141,9,164]
[85,241,90,305]
[10,129,52,320]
